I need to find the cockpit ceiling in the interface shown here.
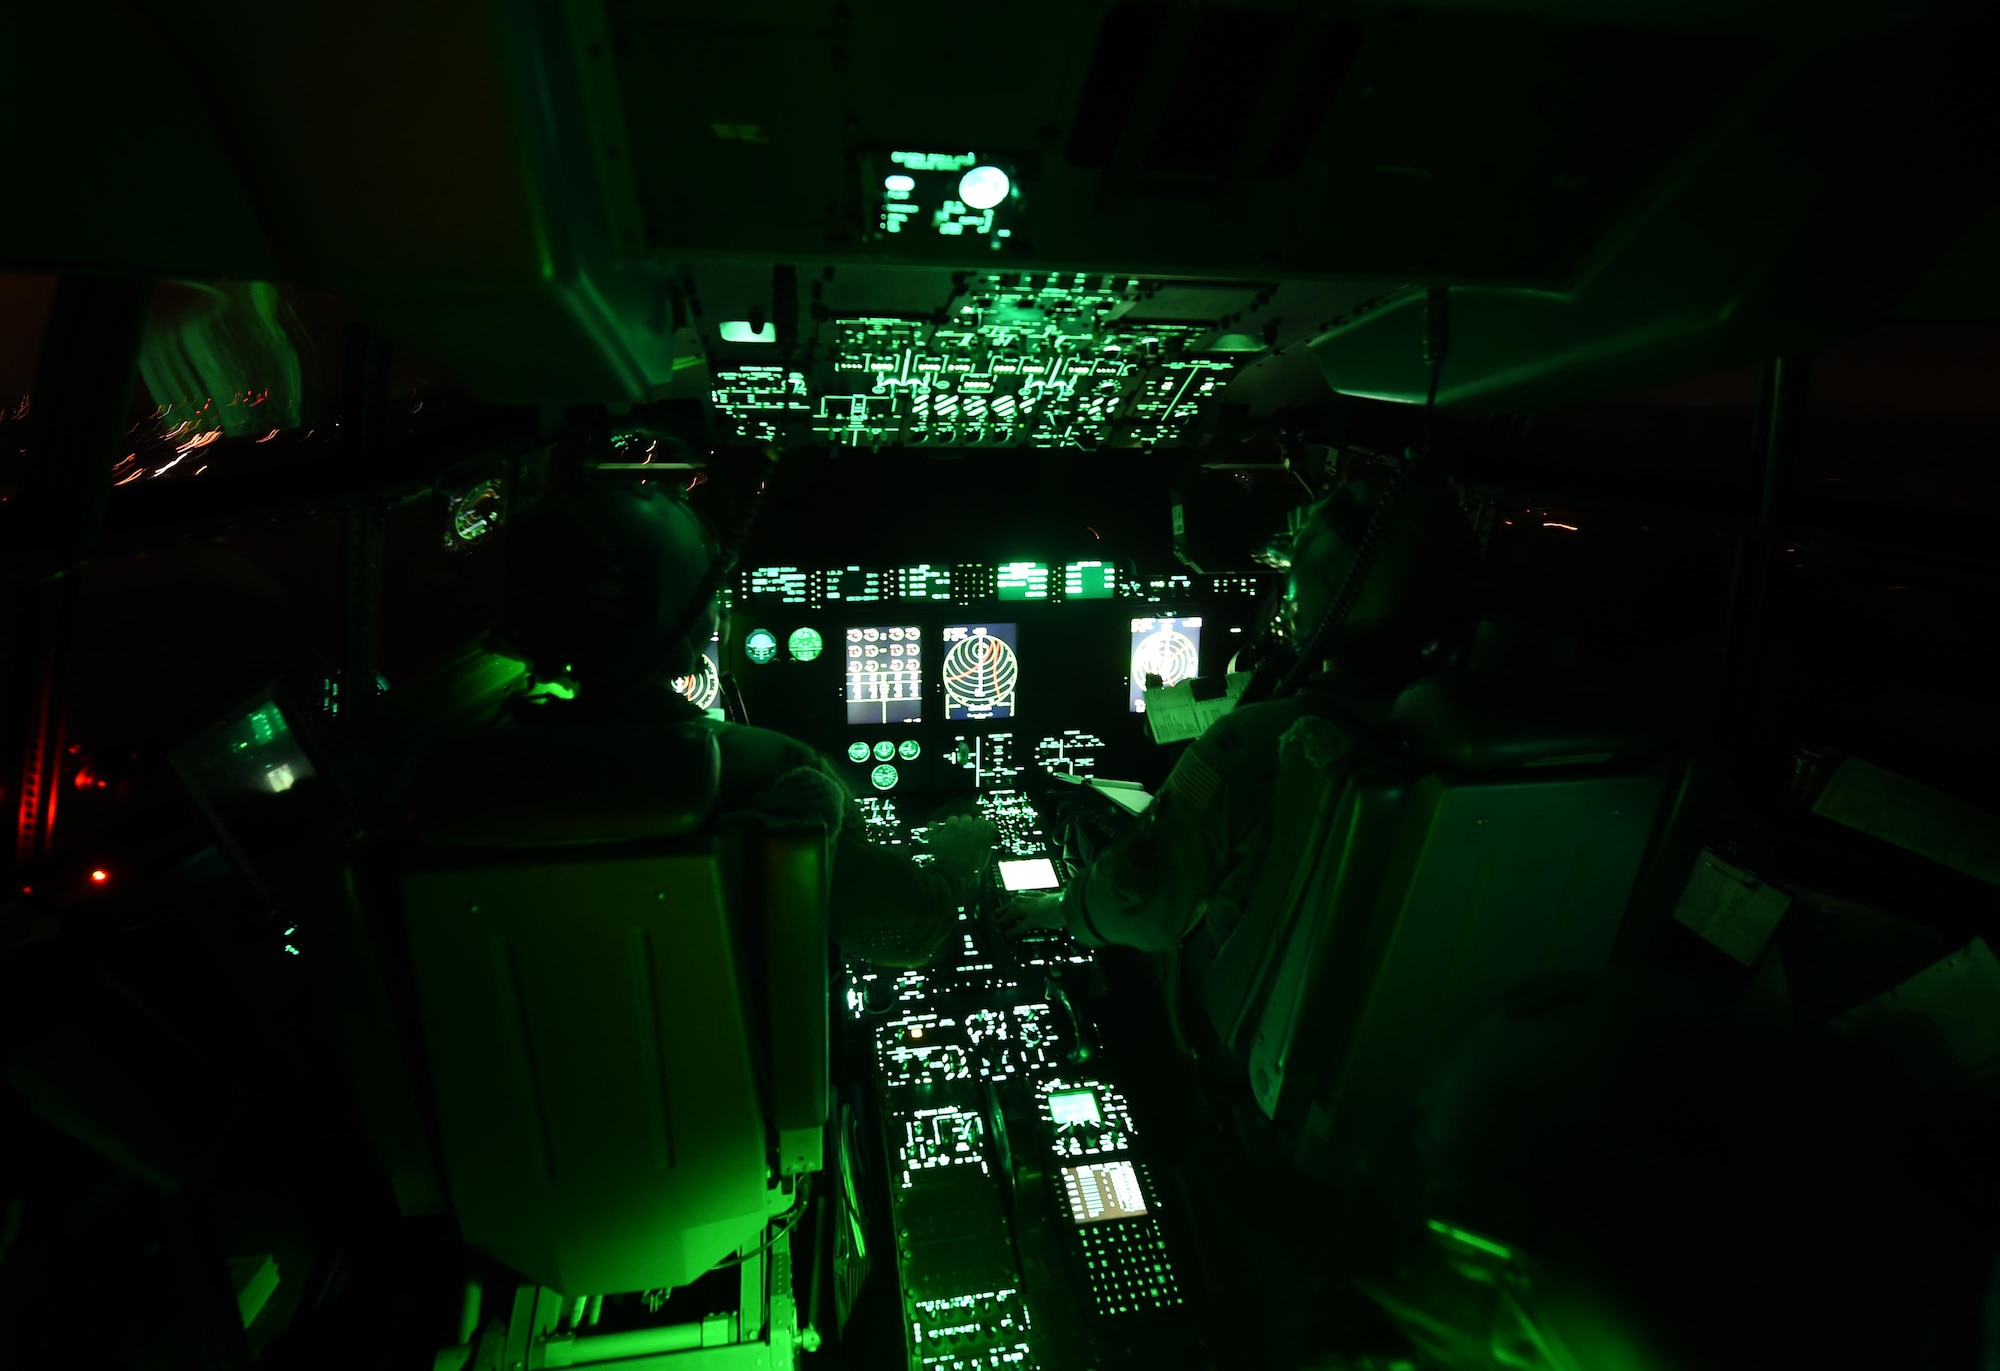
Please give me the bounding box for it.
[611,0,1781,283]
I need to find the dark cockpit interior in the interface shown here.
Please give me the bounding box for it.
[5,2,2000,1369]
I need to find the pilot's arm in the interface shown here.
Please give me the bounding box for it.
[1050,729,1239,953]
[720,731,993,970]
[775,757,991,969]
[823,779,992,968]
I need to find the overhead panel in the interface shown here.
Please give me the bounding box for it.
[691,265,1379,447]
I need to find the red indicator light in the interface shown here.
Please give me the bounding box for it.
[90,869,109,884]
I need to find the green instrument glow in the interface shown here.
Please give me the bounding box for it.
[958,165,1011,210]
[997,563,1049,601]
[1063,561,1116,599]
[810,276,1241,451]
[710,366,807,442]
[1427,1220,1515,1263]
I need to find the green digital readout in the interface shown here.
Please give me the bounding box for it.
[997,562,1049,601]
[1064,561,1116,599]
[875,150,1013,244]
[897,564,953,601]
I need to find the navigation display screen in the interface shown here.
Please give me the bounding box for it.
[845,626,923,725]
[1129,617,1202,713]
[942,623,1019,722]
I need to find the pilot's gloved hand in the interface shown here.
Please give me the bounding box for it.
[998,890,1066,936]
[924,815,999,879]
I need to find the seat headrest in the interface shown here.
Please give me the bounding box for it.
[1392,673,1658,771]
[414,714,720,847]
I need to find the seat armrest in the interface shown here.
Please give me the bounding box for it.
[753,821,832,1177]
[1393,674,1658,771]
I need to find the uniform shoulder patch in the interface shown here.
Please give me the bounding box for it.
[1166,749,1223,813]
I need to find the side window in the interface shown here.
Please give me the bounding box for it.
[0,273,58,501]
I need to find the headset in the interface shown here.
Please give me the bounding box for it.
[575,444,782,704]
[1249,286,1452,704]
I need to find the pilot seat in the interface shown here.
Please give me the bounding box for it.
[319,703,832,1369]
[1192,671,1685,1185]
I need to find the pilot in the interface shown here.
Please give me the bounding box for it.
[500,479,996,968]
[1003,476,1478,974]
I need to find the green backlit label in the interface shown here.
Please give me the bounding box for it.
[709,367,807,443]
[746,567,810,604]
[897,565,953,601]
[889,150,978,172]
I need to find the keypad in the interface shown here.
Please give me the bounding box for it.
[1078,1218,1183,1318]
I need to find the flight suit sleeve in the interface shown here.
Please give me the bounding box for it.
[814,756,972,970]
[714,721,967,970]
[1060,729,1237,953]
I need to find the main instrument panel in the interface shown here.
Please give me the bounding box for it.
[722,559,1259,1367]
[714,559,1273,859]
